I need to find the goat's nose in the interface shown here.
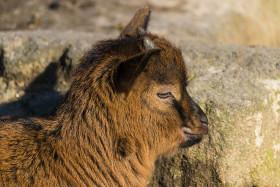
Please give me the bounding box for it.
[200,114,208,128]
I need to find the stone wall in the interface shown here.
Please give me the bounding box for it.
[0,31,279,186]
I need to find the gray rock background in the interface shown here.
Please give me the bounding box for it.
[0,31,105,116]
[0,0,280,186]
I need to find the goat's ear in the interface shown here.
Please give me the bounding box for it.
[113,48,160,93]
[119,6,151,38]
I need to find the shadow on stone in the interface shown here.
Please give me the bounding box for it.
[0,48,72,117]
[0,49,5,76]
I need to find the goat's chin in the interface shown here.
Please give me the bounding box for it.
[179,138,202,148]
[179,129,204,148]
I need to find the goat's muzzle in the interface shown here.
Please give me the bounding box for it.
[179,101,208,148]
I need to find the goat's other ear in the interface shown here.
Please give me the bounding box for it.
[119,6,151,39]
[113,48,160,94]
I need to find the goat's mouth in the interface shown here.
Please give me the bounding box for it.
[179,127,205,148]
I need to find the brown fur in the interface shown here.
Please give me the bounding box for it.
[0,7,208,186]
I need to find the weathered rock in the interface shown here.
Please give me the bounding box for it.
[0,31,279,186]
[2,0,279,47]
[0,31,110,115]
[150,41,280,186]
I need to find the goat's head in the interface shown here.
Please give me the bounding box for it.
[75,7,208,158]
[115,7,208,152]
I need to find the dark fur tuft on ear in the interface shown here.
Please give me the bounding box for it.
[119,6,151,38]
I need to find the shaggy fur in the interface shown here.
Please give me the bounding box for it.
[0,7,208,186]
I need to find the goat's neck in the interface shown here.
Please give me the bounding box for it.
[52,90,156,186]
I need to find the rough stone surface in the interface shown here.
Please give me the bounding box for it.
[150,41,280,186]
[2,0,279,47]
[0,31,279,186]
[0,31,109,115]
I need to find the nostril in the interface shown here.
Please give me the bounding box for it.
[200,115,208,127]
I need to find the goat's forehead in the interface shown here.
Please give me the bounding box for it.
[154,39,185,69]
[148,56,187,85]
[159,50,185,69]
[146,41,187,85]
[150,66,186,85]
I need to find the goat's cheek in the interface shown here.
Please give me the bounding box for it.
[172,128,186,144]
[151,99,171,112]
[141,91,161,111]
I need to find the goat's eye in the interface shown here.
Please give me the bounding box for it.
[157,92,173,99]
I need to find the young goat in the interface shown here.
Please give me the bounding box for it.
[0,7,208,186]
